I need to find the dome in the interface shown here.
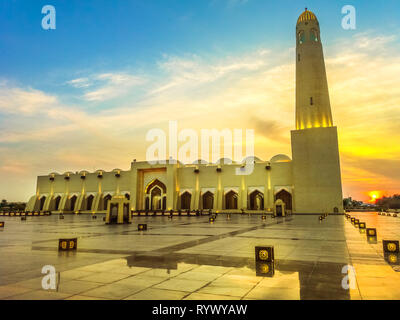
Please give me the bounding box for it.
[297,9,317,24]
[241,156,262,164]
[192,159,208,165]
[216,158,234,165]
[270,154,291,163]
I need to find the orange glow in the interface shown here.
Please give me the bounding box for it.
[367,190,384,203]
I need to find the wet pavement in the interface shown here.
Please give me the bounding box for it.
[0,212,399,300]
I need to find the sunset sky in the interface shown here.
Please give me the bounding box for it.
[0,0,399,202]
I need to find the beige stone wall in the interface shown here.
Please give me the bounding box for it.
[291,127,344,214]
[27,157,294,213]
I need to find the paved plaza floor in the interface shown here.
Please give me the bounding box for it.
[0,212,399,300]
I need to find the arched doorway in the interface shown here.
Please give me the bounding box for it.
[275,190,292,211]
[69,195,77,212]
[225,190,238,210]
[145,179,166,211]
[202,191,214,210]
[55,196,61,211]
[249,190,264,210]
[334,207,339,214]
[86,195,94,211]
[151,187,162,210]
[103,194,112,211]
[39,196,46,211]
[181,192,191,210]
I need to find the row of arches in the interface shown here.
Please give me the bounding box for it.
[177,189,292,211]
[38,193,130,212]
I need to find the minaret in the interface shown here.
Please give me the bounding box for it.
[296,8,333,130]
[291,9,344,214]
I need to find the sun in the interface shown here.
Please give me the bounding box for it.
[368,191,383,203]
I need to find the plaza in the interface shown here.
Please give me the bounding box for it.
[0,212,399,300]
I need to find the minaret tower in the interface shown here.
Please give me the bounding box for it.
[291,9,344,214]
[296,8,333,130]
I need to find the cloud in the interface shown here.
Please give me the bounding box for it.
[1,30,400,201]
[66,77,91,88]
[83,73,144,102]
[0,86,57,115]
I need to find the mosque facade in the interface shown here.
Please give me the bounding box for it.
[26,10,344,215]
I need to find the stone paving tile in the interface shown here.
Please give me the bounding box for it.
[124,288,188,300]
[154,278,210,292]
[5,289,72,300]
[57,279,104,295]
[80,283,144,299]
[78,272,131,284]
[114,275,167,288]
[184,292,241,300]
[65,295,107,300]
[0,285,34,299]
[1,213,400,300]
[244,287,300,300]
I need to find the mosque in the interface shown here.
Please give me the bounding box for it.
[26,10,344,216]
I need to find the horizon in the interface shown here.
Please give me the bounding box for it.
[1,0,400,203]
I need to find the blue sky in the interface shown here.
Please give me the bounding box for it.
[1,0,400,201]
[1,0,399,97]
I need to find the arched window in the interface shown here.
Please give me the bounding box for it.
[298,31,305,44]
[310,29,318,42]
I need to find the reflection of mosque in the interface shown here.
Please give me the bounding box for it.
[26,9,344,216]
[125,252,350,300]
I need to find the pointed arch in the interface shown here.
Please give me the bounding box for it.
[202,191,214,210]
[225,190,238,210]
[86,194,94,211]
[39,196,46,211]
[145,179,166,194]
[275,189,292,210]
[180,191,191,210]
[249,190,264,210]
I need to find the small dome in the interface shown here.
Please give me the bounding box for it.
[216,158,233,165]
[192,159,208,165]
[297,9,317,24]
[270,154,291,163]
[241,156,262,164]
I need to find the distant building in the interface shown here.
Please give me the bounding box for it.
[26,10,344,215]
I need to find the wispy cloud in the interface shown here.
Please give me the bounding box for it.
[66,72,145,102]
